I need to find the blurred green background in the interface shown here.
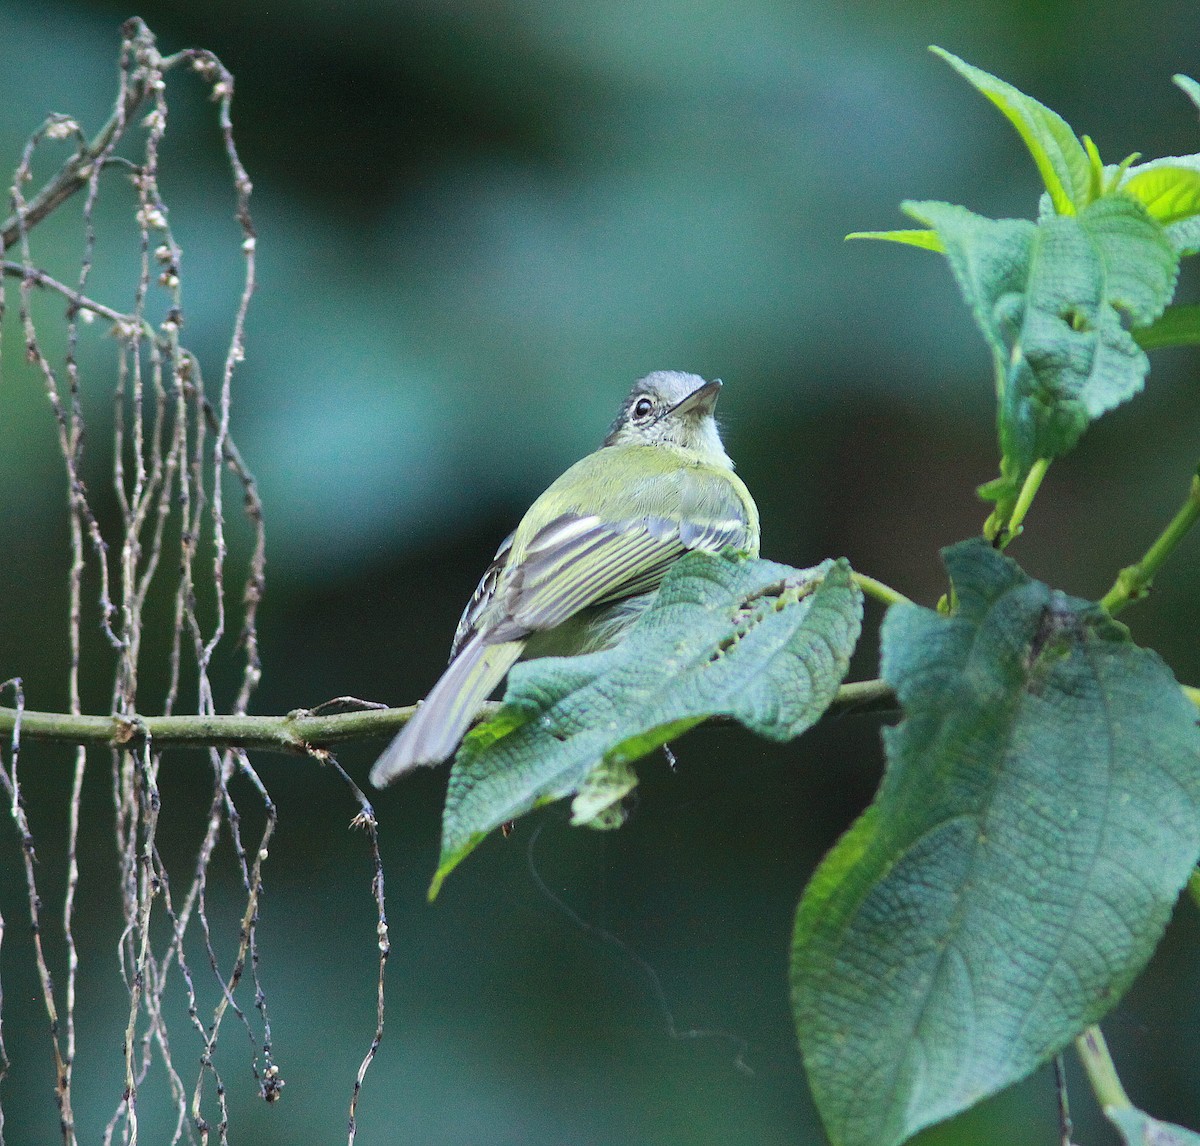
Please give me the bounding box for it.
[2,1,1199,1143]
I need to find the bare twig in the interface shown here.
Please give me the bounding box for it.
[3,18,287,1144]
[322,753,390,1146]
[0,680,77,1143]
[0,19,157,250]
[1,260,131,323]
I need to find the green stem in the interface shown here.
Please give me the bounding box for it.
[0,703,476,757]
[1074,1025,1133,1111]
[1100,467,1200,615]
[851,573,912,608]
[1002,457,1051,547]
[0,678,901,757]
[829,678,895,709]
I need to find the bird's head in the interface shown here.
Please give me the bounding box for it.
[602,371,731,467]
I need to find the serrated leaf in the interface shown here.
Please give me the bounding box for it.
[904,196,1179,518]
[1108,1108,1200,1146]
[791,539,1200,1146]
[846,229,945,252]
[1122,166,1200,225]
[1122,156,1200,255]
[932,46,1092,214]
[1133,304,1200,350]
[432,553,863,893]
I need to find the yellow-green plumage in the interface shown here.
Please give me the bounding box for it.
[369,371,760,787]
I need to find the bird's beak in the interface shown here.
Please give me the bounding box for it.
[668,378,722,418]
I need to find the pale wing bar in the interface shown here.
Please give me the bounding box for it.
[515,526,683,630]
[475,485,754,648]
[678,516,755,552]
[483,513,683,639]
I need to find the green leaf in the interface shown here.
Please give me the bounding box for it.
[568,752,642,828]
[1122,166,1200,225]
[1122,156,1200,255]
[904,196,1179,520]
[1083,135,1107,201]
[791,539,1200,1146]
[1175,73,1200,114]
[931,46,1092,214]
[432,553,863,894]
[846,229,945,252]
[1108,1108,1200,1146]
[1133,303,1200,350]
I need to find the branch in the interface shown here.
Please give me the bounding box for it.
[2,260,133,325]
[1003,457,1051,547]
[1,19,158,250]
[850,573,912,608]
[1101,464,1200,615]
[0,702,441,756]
[12,675,1191,757]
[1075,1025,1133,1111]
[0,679,899,757]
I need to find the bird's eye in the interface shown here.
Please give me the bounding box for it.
[632,397,655,420]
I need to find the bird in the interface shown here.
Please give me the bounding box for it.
[369,370,760,787]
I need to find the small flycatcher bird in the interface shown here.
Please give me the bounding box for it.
[369,371,760,788]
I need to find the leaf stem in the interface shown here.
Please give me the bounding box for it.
[1002,457,1051,546]
[1100,466,1200,615]
[1074,1025,1133,1111]
[851,573,912,608]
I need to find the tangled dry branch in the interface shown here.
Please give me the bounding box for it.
[0,20,388,1145]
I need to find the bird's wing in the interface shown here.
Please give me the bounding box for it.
[676,462,759,557]
[485,467,756,642]
[492,512,685,639]
[449,529,515,659]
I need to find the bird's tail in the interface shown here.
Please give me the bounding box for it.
[369,634,524,787]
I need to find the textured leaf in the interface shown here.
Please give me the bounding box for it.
[1122,156,1200,255]
[791,539,1200,1146]
[1109,1108,1200,1146]
[1121,166,1200,226]
[432,553,863,893]
[931,47,1091,214]
[904,196,1178,516]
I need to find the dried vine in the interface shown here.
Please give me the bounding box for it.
[0,20,388,1145]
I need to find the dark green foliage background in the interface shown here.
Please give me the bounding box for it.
[1,2,1198,1143]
